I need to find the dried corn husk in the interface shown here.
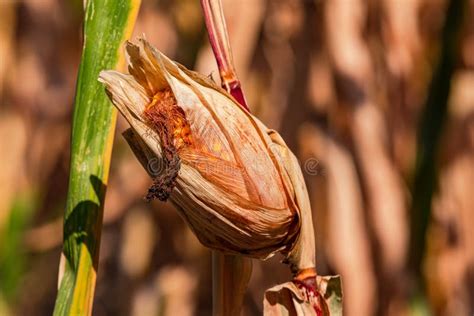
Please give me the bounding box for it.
[99,38,341,315]
[264,275,343,316]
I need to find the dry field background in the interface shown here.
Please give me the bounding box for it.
[0,0,473,315]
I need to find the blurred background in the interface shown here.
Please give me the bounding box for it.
[0,0,473,315]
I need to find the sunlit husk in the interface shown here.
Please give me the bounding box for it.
[99,38,315,273]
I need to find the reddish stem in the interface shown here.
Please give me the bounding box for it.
[293,277,325,316]
[200,0,249,111]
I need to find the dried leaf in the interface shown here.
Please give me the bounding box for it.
[264,275,343,316]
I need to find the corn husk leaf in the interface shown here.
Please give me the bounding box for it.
[99,38,313,266]
[99,37,341,314]
[264,275,343,316]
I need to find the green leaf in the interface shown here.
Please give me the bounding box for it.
[53,1,140,315]
[0,193,35,301]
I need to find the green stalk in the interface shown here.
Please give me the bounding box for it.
[53,1,140,315]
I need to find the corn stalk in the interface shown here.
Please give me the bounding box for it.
[53,1,140,315]
[200,0,249,112]
[212,253,253,316]
[200,0,253,314]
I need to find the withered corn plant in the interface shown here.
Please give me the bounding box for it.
[53,1,140,315]
[99,1,342,315]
